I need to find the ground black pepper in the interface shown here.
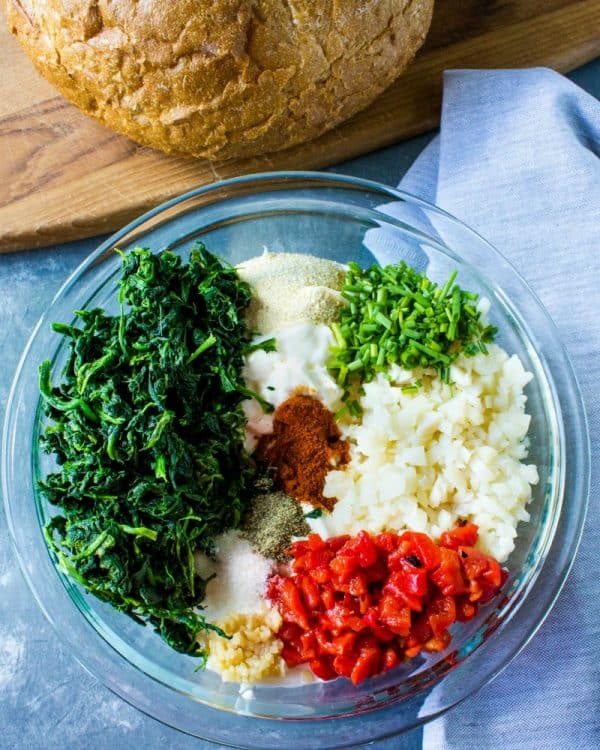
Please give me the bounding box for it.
[241,477,310,562]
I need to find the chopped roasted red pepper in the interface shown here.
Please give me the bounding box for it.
[427,594,456,637]
[281,643,304,667]
[373,531,398,554]
[341,530,379,568]
[347,571,368,597]
[320,582,336,609]
[378,594,412,636]
[351,644,381,685]
[440,522,479,550]
[309,565,331,584]
[279,577,311,630]
[330,554,360,580]
[324,604,364,633]
[269,525,505,685]
[455,595,477,622]
[430,547,468,596]
[299,574,322,611]
[309,656,336,681]
[458,545,504,603]
[332,651,356,678]
[383,571,424,612]
[299,630,318,660]
[381,645,402,671]
[401,531,442,571]
[362,608,395,642]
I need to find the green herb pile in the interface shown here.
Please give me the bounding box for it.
[328,261,497,414]
[39,244,265,659]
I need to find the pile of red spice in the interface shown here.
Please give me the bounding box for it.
[267,523,506,685]
[256,393,349,510]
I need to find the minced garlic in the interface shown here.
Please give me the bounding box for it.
[202,606,285,683]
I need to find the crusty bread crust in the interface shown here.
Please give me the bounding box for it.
[5,0,434,160]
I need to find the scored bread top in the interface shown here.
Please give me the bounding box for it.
[5,0,434,160]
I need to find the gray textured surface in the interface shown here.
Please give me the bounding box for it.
[1,60,598,750]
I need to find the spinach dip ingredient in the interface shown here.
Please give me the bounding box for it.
[38,245,263,659]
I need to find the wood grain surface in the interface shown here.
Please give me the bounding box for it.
[1,0,599,252]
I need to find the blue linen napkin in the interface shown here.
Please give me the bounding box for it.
[392,69,599,749]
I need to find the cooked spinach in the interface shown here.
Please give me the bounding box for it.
[39,244,264,659]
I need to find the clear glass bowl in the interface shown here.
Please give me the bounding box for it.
[2,172,589,748]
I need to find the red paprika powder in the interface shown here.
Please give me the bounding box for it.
[256,394,349,510]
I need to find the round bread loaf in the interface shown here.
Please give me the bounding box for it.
[5,0,434,160]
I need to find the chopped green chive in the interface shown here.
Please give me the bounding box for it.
[347,359,364,372]
[331,322,346,349]
[374,312,392,329]
[328,261,497,409]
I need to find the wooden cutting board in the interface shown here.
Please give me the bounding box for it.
[1,0,599,253]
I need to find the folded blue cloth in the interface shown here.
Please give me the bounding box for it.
[393,68,599,750]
